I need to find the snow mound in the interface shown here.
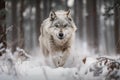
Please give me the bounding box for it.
[0,47,120,80]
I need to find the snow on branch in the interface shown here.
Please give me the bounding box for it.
[81,57,120,80]
[0,25,13,56]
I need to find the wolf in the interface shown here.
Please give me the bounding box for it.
[39,10,77,67]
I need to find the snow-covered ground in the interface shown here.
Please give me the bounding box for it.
[0,42,120,80]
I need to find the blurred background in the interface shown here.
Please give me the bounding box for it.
[0,0,120,55]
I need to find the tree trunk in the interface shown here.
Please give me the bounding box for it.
[114,0,120,54]
[74,0,83,39]
[35,0,41,46]
[86,0,98,53]
[43,0,48,19]
[0,0,6,55]
[43,0,52,19]
[65,0,69,10]
[86,0,95,49]
[97,0,107,54]
[11,0,17,52]
[18,0,24,49]
[92,0,99,53]
[29,0,33,50]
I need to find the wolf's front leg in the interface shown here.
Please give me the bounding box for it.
[60,49,70,66]
[53,50,70,67]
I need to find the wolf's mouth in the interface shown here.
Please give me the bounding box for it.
[58,37,64,40]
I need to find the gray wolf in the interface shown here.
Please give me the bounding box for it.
[39,10,77,67]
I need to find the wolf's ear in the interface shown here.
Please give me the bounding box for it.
[49,10,56,21]
[66,10,72,21]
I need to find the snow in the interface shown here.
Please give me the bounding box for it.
[0,46,120,80]
[0,48,5,52]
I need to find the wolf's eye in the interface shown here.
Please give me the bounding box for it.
[55,24,59,27]
[64,24,68,28]
[68,17,72,21]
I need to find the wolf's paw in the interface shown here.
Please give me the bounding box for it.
[53,56,65,67]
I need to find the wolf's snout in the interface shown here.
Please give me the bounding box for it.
[59,33,63,37]
[58,33,64,39]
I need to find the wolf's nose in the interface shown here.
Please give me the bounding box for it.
[59,33,63,37]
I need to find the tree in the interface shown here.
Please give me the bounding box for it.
[65,0,69,10]
[11,0,17,52]
[74,0,83,39]
[92,0,99,53]
[18,0,24,49]
[86,0,94,48]
[43,0,52,19]
[0,0,6,55]
[86,0,98,52]
[35,0,41,45]
[114,0,120,53]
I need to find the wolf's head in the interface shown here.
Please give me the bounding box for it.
[48,10,77,45]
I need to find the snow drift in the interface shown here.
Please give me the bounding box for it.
[0,45,120,80]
